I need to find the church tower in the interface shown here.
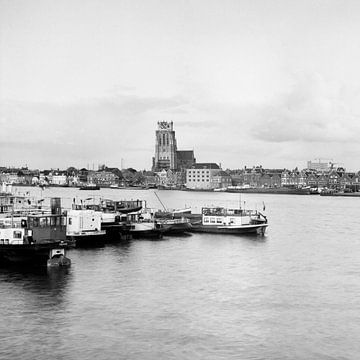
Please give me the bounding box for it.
[153,121,178,171]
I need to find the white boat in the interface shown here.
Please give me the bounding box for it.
[123,210,163,239]
[66,209,106,246]
[190,207,268,235]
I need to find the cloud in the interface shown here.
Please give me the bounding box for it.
[251,73,360,143]
[0,94,189,168]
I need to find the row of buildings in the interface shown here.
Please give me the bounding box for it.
[0,168,121,187]
[1,123,357,191]
[2,164,359,191]
[228,166,360,191]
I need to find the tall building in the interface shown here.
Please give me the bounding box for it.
[152,121,195,171]
[307,159,333,172]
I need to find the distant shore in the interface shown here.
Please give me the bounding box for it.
[12,184,360,197]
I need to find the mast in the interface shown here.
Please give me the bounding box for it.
[154,191,167,211]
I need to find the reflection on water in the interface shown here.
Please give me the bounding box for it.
[1,188,360,359]
[0,265,71,305]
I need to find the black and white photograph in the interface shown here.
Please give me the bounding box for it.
[1,0,359,359]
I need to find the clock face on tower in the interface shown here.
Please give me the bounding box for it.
[159,121,170,130]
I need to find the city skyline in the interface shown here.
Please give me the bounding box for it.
[1,0,360,171]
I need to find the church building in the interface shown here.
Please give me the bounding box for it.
[152,121,195,171]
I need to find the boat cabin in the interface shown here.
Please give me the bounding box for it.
[25,214,67,242]
[201,207,262,226]
[0,218,27,245]
[0,213,67,245]
[66,209,103,236]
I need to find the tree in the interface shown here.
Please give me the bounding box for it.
[66,166,78,175]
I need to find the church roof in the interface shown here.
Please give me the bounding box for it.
[177,150,195,160]
[190,163,220,169]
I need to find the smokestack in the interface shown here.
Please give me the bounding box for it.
[50,197,61,215]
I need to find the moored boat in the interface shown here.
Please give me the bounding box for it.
[79,183,100,190]
[190,207,268,236]
[76,200,134,240]
[225,186,310,195]
[0,214,71,267]
[156,217,192,235]
[66,208,106,247]
[123,211,163,239]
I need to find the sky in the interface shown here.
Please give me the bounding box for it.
[1,0,360,171]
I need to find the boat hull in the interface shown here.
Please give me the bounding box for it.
[160,221,192,235]
[67,232,106,247]
[130,229,163,239]
[226,187,310,195]
[0,242,68,266]
[79,186,100,190]
[190,223,268,235]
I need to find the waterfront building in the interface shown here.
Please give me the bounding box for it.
[212,170,232,189]
[156,169,181,187]
[186,163,221,190]
[281,170,291,187]
[298,170,307,187]
[88,171,119,186]
[338,172,353,190]
[306,173,318,188]
[0,173,20,184]
[243,166,264,188]
[142,171,157,187]
[227,170,243,186]
[51,173,68,186]
[317,173,329,188]
[152,121,195,171]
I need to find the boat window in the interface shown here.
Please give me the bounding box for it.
[204,217,209,223]
[68,218,72,225]
[0,239,3,244]
[40,217,48,227]
[230,218,235,224]
[33,218,39,227]
[5,239,9,244]
[217,218,222,223]
[13,231,22,239]
[210,218,215,223]
[50,217,56,226]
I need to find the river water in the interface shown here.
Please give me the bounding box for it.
[1,187,360,359]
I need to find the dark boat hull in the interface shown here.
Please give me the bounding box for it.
[101,223,132,241]
[161,222,192,235]
[0,242,66,266]
[117,206,142,214]
[67,234,106,247]
[130,229,163,239]
[226,187,310,195]
[79,186,100,190]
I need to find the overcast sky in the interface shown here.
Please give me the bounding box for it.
[1,0,360,171]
